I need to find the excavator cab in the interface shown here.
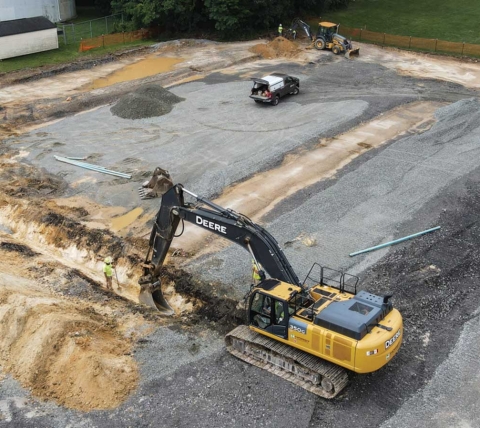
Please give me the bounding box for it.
[248,281,296,338]
[316,22,338,42]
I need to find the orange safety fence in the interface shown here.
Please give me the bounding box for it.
[341,26,480,58]
[463,43,480,56]
[79,28,158,52]
[384,34,410,49]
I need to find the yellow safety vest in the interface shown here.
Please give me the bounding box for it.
[252,261,262,280]
[278,25,283,33]
[103,263,113,277]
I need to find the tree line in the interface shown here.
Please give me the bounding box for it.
[91,0,350,37]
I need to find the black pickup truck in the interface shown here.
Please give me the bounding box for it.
[249,73,300,106]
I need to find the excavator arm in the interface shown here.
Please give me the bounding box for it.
[289,18,313,40]
[139,184,301,313]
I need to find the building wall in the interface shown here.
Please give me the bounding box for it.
[58,0,76,22]
[0,28,58,59]
[0,0,76,23]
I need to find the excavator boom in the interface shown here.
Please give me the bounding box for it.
[139,184,300,312]
[288,18,313,40]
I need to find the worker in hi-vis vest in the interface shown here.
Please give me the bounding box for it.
[103,256,114,290]
[252,260,262,285]
[278,23,283,37]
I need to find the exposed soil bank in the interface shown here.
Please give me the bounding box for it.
[0,275,138,411]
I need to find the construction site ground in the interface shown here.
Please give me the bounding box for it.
[1,38,480,427]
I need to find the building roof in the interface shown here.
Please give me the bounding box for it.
[0,16,56,38]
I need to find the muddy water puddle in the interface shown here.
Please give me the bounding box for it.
[89,56,184,89]
[111,207,144,232]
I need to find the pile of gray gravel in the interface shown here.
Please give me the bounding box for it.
[110,84,184,120]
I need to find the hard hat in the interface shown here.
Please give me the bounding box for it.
[104,256,112,264]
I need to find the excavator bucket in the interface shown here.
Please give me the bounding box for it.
[138,282,175,315]
[345,48,360,59]
[138,167,173,200]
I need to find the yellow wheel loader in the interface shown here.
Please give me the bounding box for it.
[138,184,402,398]
[288,18,360,58]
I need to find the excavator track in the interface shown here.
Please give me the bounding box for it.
[225,325,348,399]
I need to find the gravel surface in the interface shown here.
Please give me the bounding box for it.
[3,124,480,428]
[188,98,480,299]
[381,311,480,428]
[8,60,468,210]
[2,55,480,428]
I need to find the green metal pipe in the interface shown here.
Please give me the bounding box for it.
[349,226,441,257]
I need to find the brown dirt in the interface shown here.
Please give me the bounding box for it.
[0,262,140,411]
[0,158,158,411]
[249,37,301,59]
[0,46,153,89]
[0,160,67,198]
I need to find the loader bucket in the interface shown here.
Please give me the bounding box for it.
[139,284,175,315]
[345,48,360,59]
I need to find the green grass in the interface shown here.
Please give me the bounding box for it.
[314,0,480,44]
[0,7,147,74]
[0,40,156,73]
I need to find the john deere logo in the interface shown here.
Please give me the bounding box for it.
[385,329,401,349]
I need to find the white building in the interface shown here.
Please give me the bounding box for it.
[0,16,58,60]
[0,0,76,23]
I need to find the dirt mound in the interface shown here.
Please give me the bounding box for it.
[0,160,66,198]
[111,84,184,120]
[0,279,138,411]
[249,37,300,59]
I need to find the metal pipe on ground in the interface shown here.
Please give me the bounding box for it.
[57,157,131,177]
[349,226,441,257]
[54,156,131,179]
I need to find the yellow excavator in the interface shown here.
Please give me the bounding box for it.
[139,184,402,398]
[287,18,360,58]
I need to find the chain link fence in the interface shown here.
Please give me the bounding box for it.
[342,26,480,58]
[58,14,124,45]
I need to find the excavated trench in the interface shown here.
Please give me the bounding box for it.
[0,158,244,411]
[0,172,235,320]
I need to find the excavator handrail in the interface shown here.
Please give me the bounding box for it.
[302,262,358,295]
